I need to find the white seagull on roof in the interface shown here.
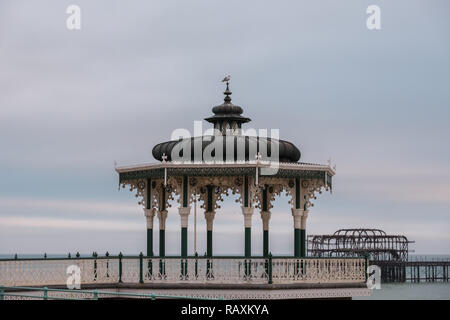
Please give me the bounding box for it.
[222,75,231,82]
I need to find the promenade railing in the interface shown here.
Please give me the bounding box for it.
[0,254,366,287]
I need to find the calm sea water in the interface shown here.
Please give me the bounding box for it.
[356,254,450,300]
[355,283,450,300]
[1,254,449,299]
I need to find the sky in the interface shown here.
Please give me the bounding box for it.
[0,0,449,256]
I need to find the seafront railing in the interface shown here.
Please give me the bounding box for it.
[0,254,367,287]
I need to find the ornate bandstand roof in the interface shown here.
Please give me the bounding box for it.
[152,136,301,163]
[116,80,334,190]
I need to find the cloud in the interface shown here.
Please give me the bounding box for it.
[0,0,449,254]
[0,197,138,216]
[338,179,450,206]
[0,216,142,231]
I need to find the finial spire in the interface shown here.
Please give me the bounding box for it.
[204,75,251,130]
[221,75,232,103]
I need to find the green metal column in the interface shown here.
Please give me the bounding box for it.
[181,228,187,257]
[181,226,187,277]
[301,180,307,258]
[206,228,213,279]
[147,229,153,256]
[146,178,153,257]
[294,229,301,257]
[206,185,213,257]
[262,185,269,257]
[159,187,166,257]
[159,227,165,276]
[181,176,188,258]
[294,177,301,258]
[207,230,213,257]
[263,230,269,257]
[300,229,306,257]
[244,176,251,257]
[205,185,215,278]
[159,229,165,257]
[245,228,251,257]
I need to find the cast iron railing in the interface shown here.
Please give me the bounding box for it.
[0,254,367,287]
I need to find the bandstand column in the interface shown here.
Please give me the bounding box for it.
[292,177,308,257]
[292,208,303,258]
[158,187,168,257]
[204,185,215,257]
[261,212,271,257]
[301,210,309,257]
[178,176,190,258]
[241,175,253,257]
[144,178,155,257]
[157,210,168,257]
[260,185,271,257]
[144,209,155,256]
[292,177,303,258]
[242,207,254,257]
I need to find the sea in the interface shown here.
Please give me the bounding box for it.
[356,254,450,300]
[1,253,449,300]
[355,282,450,300]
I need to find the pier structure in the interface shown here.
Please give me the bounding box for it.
[381,257,450,283]
[308,228,449,283]
[308,228,411,283]
[308,229,412,261]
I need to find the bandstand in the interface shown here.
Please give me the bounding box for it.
[112,80,370,299]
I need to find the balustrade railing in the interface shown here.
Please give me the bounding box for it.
[0,255,366,287]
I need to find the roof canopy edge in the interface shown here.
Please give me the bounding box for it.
[117,163,334,189]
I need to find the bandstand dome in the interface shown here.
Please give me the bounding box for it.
[152,136,301,163]
[152,82,301,163]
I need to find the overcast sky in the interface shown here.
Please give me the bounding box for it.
[0,0,449,256]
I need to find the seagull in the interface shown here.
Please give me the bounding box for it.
[222,75,231,83]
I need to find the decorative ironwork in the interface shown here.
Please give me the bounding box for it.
[120,179,147,207]
[0,256,366,287]
[119,172,331,212]
[118,164,333,186]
